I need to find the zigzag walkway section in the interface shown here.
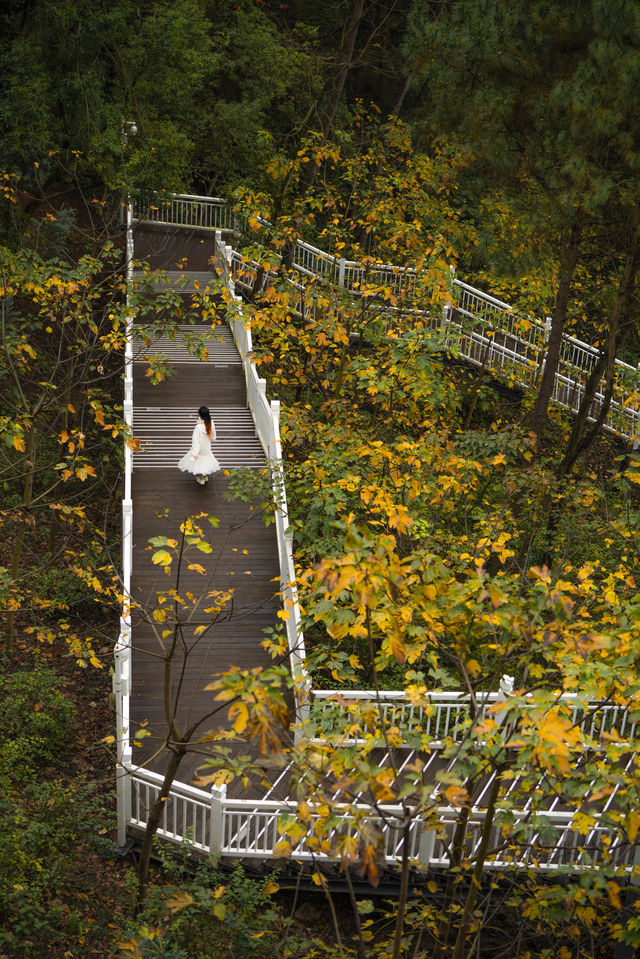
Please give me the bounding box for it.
[128,224,286,795]
[117,218,639,876]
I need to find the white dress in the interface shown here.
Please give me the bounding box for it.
[177,419,222,476]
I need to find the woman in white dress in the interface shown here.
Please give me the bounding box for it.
[177,405,222,486]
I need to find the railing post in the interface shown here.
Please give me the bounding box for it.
[495,673,514,728]
[210,784,227,863]
[418,826,435,867]
[116,743,132,849]
[634,363,640,451]
[338,257,346,287]
[441,302,452,347]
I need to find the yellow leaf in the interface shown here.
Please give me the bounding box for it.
[229,701,249,733]
[466,659,481,678]
[263,880,279,895]
[389,629,406,664]
[152,549,173,566]
[445,785,470,807]
[13,434,25,452]
[607,881,622,910]
[165,891,194,914]
[187,563,206,574]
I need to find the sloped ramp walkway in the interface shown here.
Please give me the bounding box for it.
[129,303,283,794]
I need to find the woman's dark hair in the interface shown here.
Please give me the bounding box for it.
[198,405,212,438]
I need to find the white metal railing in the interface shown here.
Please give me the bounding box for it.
[449,281,640,440]
[129,765,213,853]
[215,232,308,727]
[114,221,309,847]
[114,200,135,846]
[309,689,640,745]
[124,763,639,873]
[132,194,237,233]
[132,194,640,443]
[118,200,640,871]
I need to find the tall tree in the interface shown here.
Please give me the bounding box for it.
[404,0,640,442]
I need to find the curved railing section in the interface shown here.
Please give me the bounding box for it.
[133,193,640,444]
[309,688,640,744]
[124,696,640,873]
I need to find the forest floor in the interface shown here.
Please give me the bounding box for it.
[1,631,351,958]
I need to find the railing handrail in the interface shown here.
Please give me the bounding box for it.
[311,688,633,705]
[214,233,308,727]
[125,760,638,872]
[126,760,632,828]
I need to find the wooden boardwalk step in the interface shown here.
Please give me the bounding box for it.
[133,324,241,365]
[133,407,265,469]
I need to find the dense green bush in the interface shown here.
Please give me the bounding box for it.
[0,660,119,957]
[126,861,283,958]
[0,665,75,773]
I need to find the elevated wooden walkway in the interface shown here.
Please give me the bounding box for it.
[125,224,286,793]
[113,211,639,877]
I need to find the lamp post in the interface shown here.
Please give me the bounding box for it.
[119,120,137,230]
[120,119,138,146]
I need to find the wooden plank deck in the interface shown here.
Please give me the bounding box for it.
[129,224,287,796]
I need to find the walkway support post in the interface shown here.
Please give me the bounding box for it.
[210,784,227,864]
[114,636,132,847]
[418,827,435,868]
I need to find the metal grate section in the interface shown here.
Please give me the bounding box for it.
[133,324,240,365]
[132,407,266,469]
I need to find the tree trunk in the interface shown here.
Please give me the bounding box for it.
[5,420,36,653]
[392,814,412,959]
[450,773,502,959]
[301,0,367,194]
[135,744,186,911]
[559,205,639,474]
[433,802,472,959]
[529,213,584,442]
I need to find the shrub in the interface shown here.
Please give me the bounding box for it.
[0,666,75,774]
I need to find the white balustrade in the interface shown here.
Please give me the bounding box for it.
[214,234,308,731]
[309,689,640,746]
[133,194,640,445]
[129,766,212,852]
[132,194,235,232]
[122,761,637,872]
